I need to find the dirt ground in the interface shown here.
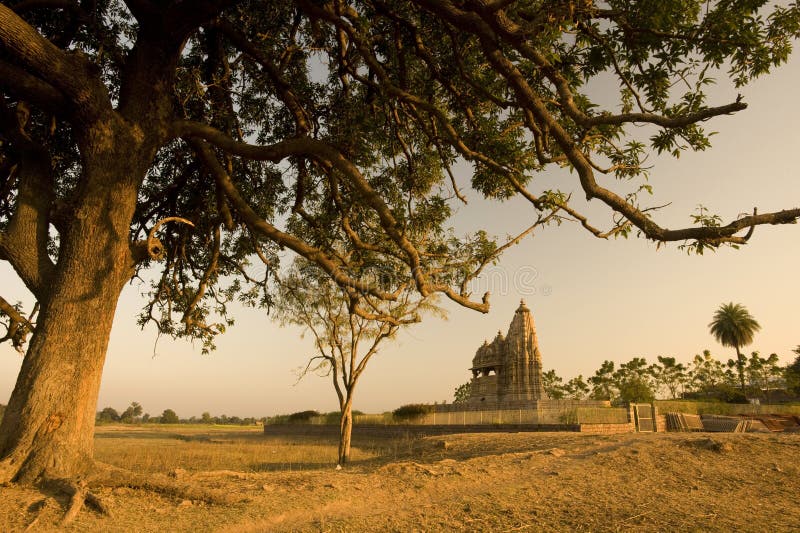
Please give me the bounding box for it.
[1,427,799,532]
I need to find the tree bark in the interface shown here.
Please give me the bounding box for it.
[338,399,353,466]
[0,118,150,484]
[735,347,746,393]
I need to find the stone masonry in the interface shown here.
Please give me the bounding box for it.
[467,300,547,405]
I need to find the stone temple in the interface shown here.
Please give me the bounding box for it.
[467,300,547,405]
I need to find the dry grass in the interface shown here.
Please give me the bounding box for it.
[2,425,800,532]
[94,425,384,473]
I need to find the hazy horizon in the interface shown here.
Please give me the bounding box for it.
[2,57,799,420]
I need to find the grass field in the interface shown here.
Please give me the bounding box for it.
[2,424,800,532]
[93,424,417,473]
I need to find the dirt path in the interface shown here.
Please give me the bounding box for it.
[2,431,799,532]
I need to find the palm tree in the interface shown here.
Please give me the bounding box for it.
[709,303,761,392]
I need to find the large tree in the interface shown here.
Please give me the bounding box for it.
[708,302,761,391]
[0,0,799,505]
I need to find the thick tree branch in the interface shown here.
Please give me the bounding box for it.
[0,59,68,115]
[0,4,109,121]
[0,103,55,300]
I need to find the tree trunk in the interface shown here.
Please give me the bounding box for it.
[338,399,353,466]
[736,347,746,393]
[0,120,148,484]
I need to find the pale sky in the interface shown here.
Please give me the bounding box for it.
[1,56,799,420]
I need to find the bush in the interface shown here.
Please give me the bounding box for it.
[288,410,320,423]
[392,404,432,421]
[160,409,180,424]
[721,388,749,404]
[0,403,5,423]
[96,407,120,423]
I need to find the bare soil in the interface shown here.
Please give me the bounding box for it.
[1,426,799,532]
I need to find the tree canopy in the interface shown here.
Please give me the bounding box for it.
[1,0,800,491]
[709,302,761,390]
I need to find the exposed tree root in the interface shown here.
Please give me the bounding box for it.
[2,459,243,527]
[41,478,111,525]
[24,498,51,531]
[60,481,88,525]
[92,462,242,505]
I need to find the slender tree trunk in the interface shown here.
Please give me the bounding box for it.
[736,347,746,393]
[338,398,354,465]
[0,121,149,484]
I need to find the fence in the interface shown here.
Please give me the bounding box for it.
[346,407,629,426]
[654,400,800,417]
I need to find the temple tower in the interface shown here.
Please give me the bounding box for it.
[503,300,545,401]
[468,300,547,404]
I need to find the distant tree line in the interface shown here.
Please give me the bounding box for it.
[95,402,262,425]
[266,410,366,425]
[543,347,800,404]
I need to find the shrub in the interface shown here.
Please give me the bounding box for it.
[160,409,180,424]
[288,410,321,423]
[392,404,432,421]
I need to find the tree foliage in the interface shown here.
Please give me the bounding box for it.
[159,409,180,424]
[589,360,616,401]
[392,403,432,421]
[96,407,120,423]
[651,356,688,399]
[120,402,143,424]
[453,381,472,404]
[787,346,800,394]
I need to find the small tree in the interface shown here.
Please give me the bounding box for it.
[201,412,213,424]
[589,361,617,401]
[786,347,800,395]
[542,369,566,400]
[709,303,761,391]
[745,352,783,400]
[564,375,590,400]
[160,409,179,424]
[613,358,656,404]
[120,402,143,424]
[96,407,120,424]
[651,356,689,399]
[689,350,725,393]
[453,382,472,404]
[275,261,442,465]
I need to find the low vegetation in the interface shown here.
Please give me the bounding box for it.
[392,404,433,421]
